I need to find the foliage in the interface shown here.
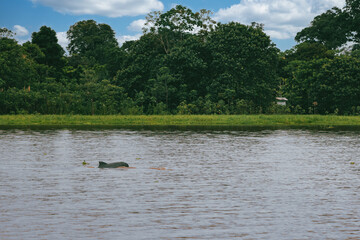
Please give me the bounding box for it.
[345,0,360,45]
[283,56,360,114]
[67,20,118,57]
[283,42,335,62]
[144,5,215,54]
[296,1,360,50]
[66,20,120,78]
[207,22,279,109]
[32,26,65,71]
[0,38,39,89]
[295,7,350,49]
[0,28,15,38]
[1,5,360,116]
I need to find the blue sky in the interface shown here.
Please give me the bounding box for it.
[0,0,345,51]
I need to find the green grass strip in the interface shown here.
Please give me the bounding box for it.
[0,114,360,127]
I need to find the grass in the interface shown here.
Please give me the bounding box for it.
[0,114,360,128]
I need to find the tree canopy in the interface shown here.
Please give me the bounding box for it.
[32,26,65,69]
[67,20,118,64]
[1,5,360,115]
[296,0,360,50]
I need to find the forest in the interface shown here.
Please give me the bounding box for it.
[1,1,360,115]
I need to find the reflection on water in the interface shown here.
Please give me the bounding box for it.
[0,128,359,239]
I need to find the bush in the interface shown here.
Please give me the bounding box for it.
[266,103,291,114]
[149,102,169,115]
[177,101,198,115]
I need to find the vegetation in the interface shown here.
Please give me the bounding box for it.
[1,115,360,127]
[1,3,360,116]
[295,0,360,50]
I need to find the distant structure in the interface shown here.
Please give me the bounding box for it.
[276,97,288,106]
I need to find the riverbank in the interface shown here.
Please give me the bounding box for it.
[0,114,360,128]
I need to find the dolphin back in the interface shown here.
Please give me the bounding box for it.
[98,161,129,168]
[98,161,107,168]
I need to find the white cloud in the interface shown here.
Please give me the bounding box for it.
[265,30,292,40]
[13,25,29,37]
[117,34,142,46]
[215,0,345,40]
[56,32,69,51]
[30,0,164,17]
[127,19,147,32]
[127,17,200,34]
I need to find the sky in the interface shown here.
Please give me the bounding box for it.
[0,0,346,51]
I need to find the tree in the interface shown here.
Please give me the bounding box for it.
[148,67,177,108]
[32,26,65,70]
[295,7,350,49]
[295,1,360,50]
[164,34,210,97]
[0,38,39,89]
[345,0,360,47]
[284,42,335,62]
[22,42,45,62]
[283,56,360,114]
[0,28,14,38]
[283,59,326,113]
[316,56,360,114]
[278,42,335,104]
[67,20,119,65]
[207,22,279,108]
[115,33,165,98]
[144,5,216,54]
[66,20,122,80]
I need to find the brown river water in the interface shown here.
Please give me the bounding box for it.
[0,128,359,239]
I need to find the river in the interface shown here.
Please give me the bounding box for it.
[0,128,359,239]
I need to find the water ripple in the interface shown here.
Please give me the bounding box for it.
[0,129,359,239]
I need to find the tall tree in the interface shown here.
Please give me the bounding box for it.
[295,7,350,49]
[148,67,177,108]
[164,34,210,97]
[295,1,360,50]
[32,26,65,70]
[284,42,335,62]
[0,38,39,89]
[144,5,216,54]
[67,20,119,66]
[284,56,360,114]
[207,22,279,108]
[115,33,164,97]
[0,28,14,39]
[345,0,360,47]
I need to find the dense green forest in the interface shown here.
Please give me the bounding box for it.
[1,2,360,115]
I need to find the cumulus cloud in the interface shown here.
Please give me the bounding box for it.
[13,25,29,37]
[127,19,147,32]
[215,0,345,40]
[56,32,69,51]
[127,17,200,34]
[117,34,142,46]
[30,0,164,17]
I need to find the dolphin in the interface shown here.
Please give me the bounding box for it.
[98,161,129,168]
